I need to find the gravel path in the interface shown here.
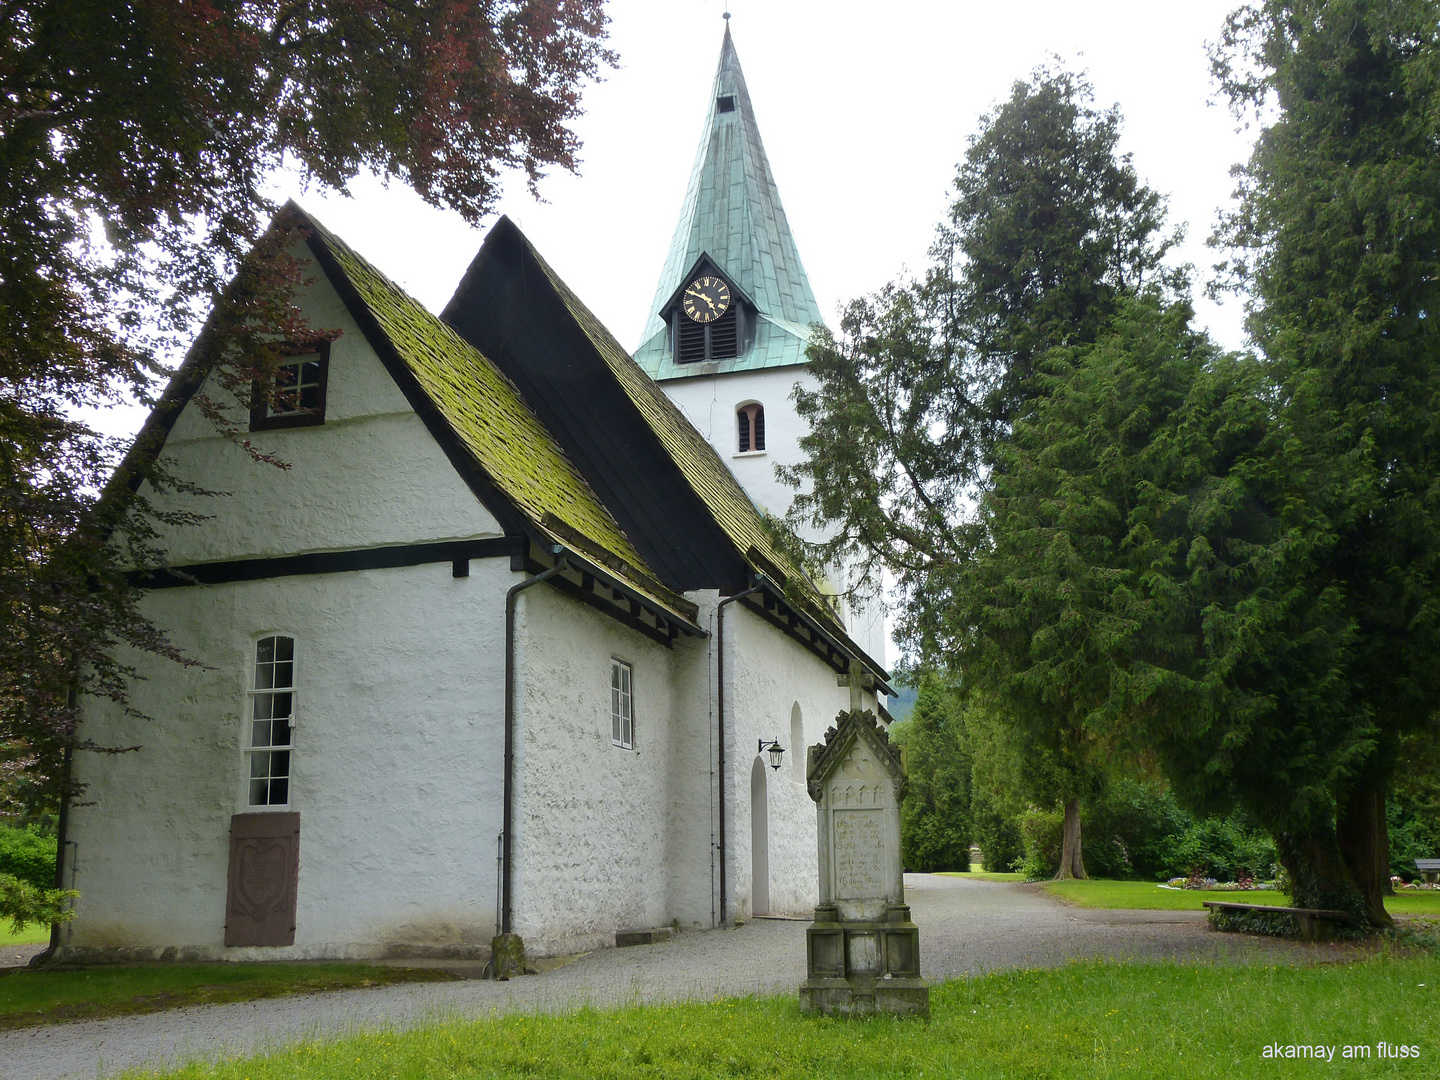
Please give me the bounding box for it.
[2,875,1351,1080]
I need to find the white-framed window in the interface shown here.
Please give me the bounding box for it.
[611,658,634,749]
[247,635,295,806]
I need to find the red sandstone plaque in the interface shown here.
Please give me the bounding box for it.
[225,812,299,947]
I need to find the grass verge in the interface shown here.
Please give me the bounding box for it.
[0,963,455,1029]
[130,955,1440,1079]
[1,923,50,947]
[1040,879,1440,916]
[937,868,1026,883]
[1043,879,1289,911]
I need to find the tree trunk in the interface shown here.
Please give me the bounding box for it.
[1054,797,1087,880]
[1275,824,1370,927]
[1336,784,1394,928]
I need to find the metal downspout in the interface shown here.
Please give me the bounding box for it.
[715,578,763,926]
[502,546,566,936]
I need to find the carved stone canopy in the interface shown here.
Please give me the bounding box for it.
[806,709,906,803]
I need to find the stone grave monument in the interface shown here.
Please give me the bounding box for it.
[800,662,929,1017]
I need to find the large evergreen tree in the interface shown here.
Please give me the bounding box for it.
[1213,0,1440,924]
[787,68,1176,878]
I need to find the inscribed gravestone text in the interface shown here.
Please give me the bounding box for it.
[834,810,885,896]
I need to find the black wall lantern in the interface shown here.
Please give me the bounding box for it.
[759,737,785,771]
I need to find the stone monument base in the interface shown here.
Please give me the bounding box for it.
[800,975,931,1017]
[798,903,930,1018]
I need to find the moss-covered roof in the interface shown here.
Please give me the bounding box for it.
[518,230,844,635]
[297,208,694,621]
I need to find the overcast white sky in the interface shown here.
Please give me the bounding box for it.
[282,0,1257,354]
[96,0,1261,438]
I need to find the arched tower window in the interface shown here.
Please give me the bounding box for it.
[737,402,765,453]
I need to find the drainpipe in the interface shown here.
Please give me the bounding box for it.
[502,546,566,936]
[715,577,763,926]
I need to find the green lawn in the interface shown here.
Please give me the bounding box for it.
[937,874,1440,916]
[1,923,50,947]
[1383,891,1440,916]
[0,963,455,1029]
[938,868,1027,883]
[130,955,1440,1079]
[1044,879,1290,911]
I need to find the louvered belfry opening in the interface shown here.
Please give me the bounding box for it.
[674,302,741,363]
[678,318,707,362]
[709,306,739,358]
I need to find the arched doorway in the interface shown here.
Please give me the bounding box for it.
[750,756,770,916]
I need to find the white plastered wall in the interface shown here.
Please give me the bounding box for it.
[64,559,510,960]
[720,603,866,920]
[509,586,679,957]
[658,368,888,668]
[64,254,513,959]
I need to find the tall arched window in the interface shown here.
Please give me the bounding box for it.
[737,402,765,453]
[247,635,295,807]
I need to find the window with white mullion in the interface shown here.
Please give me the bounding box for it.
[247,635,295,806]
[611,658,633,749]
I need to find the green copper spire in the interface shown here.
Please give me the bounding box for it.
[634,25,824,379]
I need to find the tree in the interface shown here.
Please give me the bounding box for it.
[0,0,615,816]
[894,672,972,873]
[787,67,1177,878]
[1213,0,1440,925]
[974,291,1372,918]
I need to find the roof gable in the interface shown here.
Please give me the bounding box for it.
[442,218,752,593]
[296,211,651,573]
[115,203,696,626]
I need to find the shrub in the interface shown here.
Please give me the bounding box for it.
[1018,808,1063,879]
[1082,779,1191,880]
[0,823,55,891]
[1162,817,1276,881]
[973,807,1023,872]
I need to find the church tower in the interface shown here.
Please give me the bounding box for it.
[635,24,886,666]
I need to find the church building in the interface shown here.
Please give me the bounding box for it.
[54,28,887,963]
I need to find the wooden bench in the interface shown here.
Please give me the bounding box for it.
[1415,859,1440,884]
[1202,900,1358,942]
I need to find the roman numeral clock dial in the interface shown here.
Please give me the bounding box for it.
[683,276,731,323]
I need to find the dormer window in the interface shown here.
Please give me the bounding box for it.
[669,266,751,364]
[250,342,330,431]
[717,95,736,113]
[737,403,765,453]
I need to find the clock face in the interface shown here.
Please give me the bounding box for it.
[682,276,732,323]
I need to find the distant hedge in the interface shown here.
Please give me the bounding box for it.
[0,824,56,891]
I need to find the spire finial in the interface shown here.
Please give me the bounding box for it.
[723,9,730,21]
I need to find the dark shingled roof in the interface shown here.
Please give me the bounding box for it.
[443,216,849,641]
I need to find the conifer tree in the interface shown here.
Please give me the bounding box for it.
[788,67,1176,878]
[1213,0,1440,924]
